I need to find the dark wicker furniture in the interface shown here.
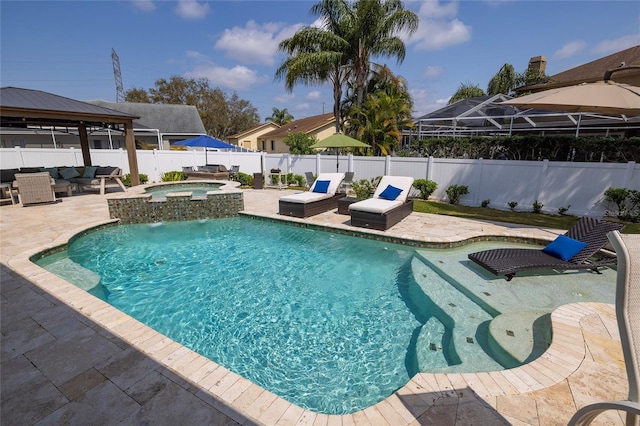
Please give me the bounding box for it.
[468,217,624,281]
[350,199,414,231]
[279,193,344,218]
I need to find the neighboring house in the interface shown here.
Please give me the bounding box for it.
[517,45,640,93]
[227,121,280,151]
[0,95,206,150]
[87,101,206,150]
[258,113,336,153]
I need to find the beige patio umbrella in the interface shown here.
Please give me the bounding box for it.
[500,80,640,116]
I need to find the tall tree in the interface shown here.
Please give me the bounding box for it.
[266,107,294,125]
[343,0,418,109]
[448,82,486,105]
[276,0,352,132]
[123,76,259,139]
[277,0,417,132]
[487,63,516,96]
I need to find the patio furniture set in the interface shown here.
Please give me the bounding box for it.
[182,165,239,181]
[0,166,125,206]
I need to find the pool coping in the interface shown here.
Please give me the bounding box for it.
[6,207,619,424]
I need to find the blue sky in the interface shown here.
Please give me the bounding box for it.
[2,0,638,123]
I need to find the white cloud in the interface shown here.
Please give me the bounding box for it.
[423,65,444,78]
[296,102,311,111]
[185,50,205,59]
[175,0,209,20]
[131,0,155,12]
[410,88,449,116]
[591,34,640,55]
[185,65,267,91]
[306,91,321,100]
[407,1,471,51]
[215,20,305,66]
[553,41,587,59]
[274,93,295,104]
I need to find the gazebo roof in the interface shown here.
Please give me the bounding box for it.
[0,87,139,128]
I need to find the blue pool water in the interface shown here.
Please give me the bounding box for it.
[144,183,221,199]
[35,217,615,414]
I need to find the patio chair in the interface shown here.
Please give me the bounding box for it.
[229,165,240,180]
[14,172,56,206]
[340,171,355,193]
[304,172,315,189]
[468,217,624,281]
[348,176,414,231]
[279,172,345,218]
[568,231,640,426]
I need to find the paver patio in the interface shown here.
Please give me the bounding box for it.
[0,189,628,425]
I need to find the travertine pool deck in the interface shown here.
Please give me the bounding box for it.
[0,188,628,425]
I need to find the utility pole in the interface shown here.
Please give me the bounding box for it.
[111,48,125,102]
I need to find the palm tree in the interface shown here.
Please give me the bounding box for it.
[487,63,516,96]
[343,0,418,109]
[277,0,418,132]
[266,107,294,125]
[448,82,486,105]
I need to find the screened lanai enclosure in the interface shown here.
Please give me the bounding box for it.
[403,94,640,143]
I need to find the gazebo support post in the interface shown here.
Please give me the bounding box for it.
[125,121,140,186]
[78,123,92,166]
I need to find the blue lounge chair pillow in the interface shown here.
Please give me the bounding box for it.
[83,166,98,178]
[542,235,587,261]
[59,167,80,179]
[313,180,331,193]
[379,184,403,201]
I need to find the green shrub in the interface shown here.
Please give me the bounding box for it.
[481,199,490,208]
[413,179,438,200]
[121,173,149,187]
[286,173,305,187]
[532,200,544,213]
[351,178,375,200]
[161,171,184,182]
[445,184,469,205]
[604,187,630,217]
[558,205,571,215]
[235,171,253,186]
[508,201,518,211]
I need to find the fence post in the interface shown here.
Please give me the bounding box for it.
[623,161,636,188]
[427,156,434,181]
[535,159,549,202]
[474,158,484,205]
[385,156,391,175]
[348,153,354,172]
[316,153,321,174]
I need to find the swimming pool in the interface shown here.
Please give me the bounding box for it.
[35,217,616,414]
[144,182,222,199]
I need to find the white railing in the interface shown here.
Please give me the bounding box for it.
[2,147,638,217]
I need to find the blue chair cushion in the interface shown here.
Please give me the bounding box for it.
[59,167,80,179]
[379,185,403,201]
[313,180,331,194]
[83,166,98,178]
[542,235,587,261]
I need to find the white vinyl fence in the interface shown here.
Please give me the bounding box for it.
[2,147,638,217]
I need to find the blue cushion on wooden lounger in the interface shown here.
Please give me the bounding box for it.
[542,235,587,261]
[379,184,403,201]
[313,180,330,193]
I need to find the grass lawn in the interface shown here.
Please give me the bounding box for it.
[412,200,639,234]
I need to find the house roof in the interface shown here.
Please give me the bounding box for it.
[260,113,335,138]
[228,121,279,139]
[518,45,640,93]
[0,87,139,127]
[87,100,206,134]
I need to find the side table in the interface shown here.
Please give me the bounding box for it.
[337,196,359,215]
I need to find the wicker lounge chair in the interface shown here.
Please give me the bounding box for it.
[279,173,345,218]
[348,176,414,231]
[568,231,640,425]
[14,172,56,206]
[468,217,624,281]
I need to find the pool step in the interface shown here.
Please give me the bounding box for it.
[40,257,102,292]
[410,256,504,373]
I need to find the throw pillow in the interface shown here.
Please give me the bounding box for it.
[59,167,80,179]
[83,166,98,178]
[379,185,403,201]
[542,235,587,262]
[41,167,60,179]
[313,180,331,194]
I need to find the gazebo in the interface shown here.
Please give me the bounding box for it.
[0,87,143,186]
